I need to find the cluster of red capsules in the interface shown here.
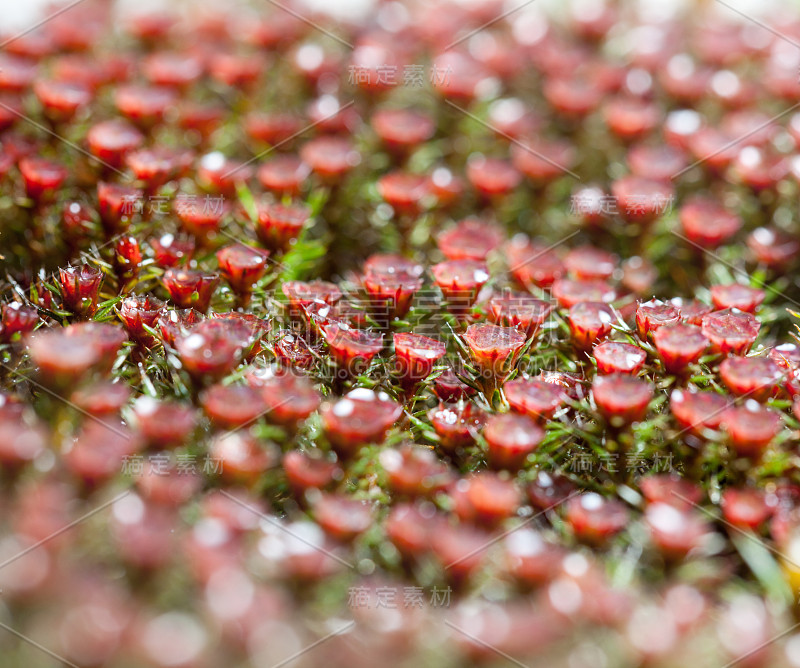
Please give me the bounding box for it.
[4,0,800,666]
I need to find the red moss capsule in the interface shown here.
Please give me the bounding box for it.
[196,152,253,196]
[627,144,687,182]
[653,324,709,374]
[506,237,566,289]
[505,378,567,420]
[132,397,196,448]
[58,265,103,318]
[733,146,789,191]
[117,295,165,347]
[321,388,402,456]
[721,488,773,530]
[544,76,604,117]
[174,319,247,381]
[462,323,526,381]
[371,108,435,152]
[527,470,576,511]
[1,303,38,343]
[722,401,782,456]
[208,53,264,89]
[670,389,728,434]
[319,322,383,376]
[451,472,521,526]
[0,54,38,92]
[362,264,423,322]
[97,181,143,231]
[511,138,575,184]
[701,309,760,355]
[313,494,373,542]
[437,218,504,261]
[640,474,703,509]
[299,136,360,180]
[466,155,522,197]
[379,445,453,498]
[87,120,144,169]
[393,333,446,388]
[201,383,267,429]
[26,328,101,387]
[283,451,341,495]
[710,284,764,314]
[487,292,553,336]
[594,341,646,375]
[142,51,204,88]
[386,503,437,558]
[149,233,195,268]
[564,246,616,281]
[431,260,490,314]
[114,85,176,127]
[216,244,270,297]
[636,300,681,339]
[673,298,714,326]
[645,503,710,560]
[611,176,674,225]
[679,197,741,248]
[566,493,629,545]
[33,79,91,122]
[257,155,310,196]
[593,373,653,424]
[430,401,486,453]
[245,111,303,146]
[376,172,429,214]
[115,235,142,281]
[65,420,141,485]
[569,301,615,351]
[19,158,67,202]
[162,268,219,313]
[209,432,276,485]
[178,102,224,139]
[247,367,321,428]
[603,96,661,141]
[720,356,783,400]
[747,227,799,268]
[71,381,131,415]
[126,147,193,190]
[158,308,200,347]
[552,278,616,309]
[428,166,466,208]
[484,412,544,470]
[256,202,311,251]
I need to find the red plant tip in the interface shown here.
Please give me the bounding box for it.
[1,302,38,343]
[313,494,373,542]
[272,331,319,370]
[431,260,489,313]
[466,155,521,197]
[603,96,661,141]
[319,322,383,376]
[506,236,566,289]
[142,51,204,88]
[209,431,276,485]
[376,172,430,214]
[299,136,360,181]
[26,325,114,386]
[71,381,131,416]
[282,280,342,323]
[594,341,647,375]
[505,378,567,420]
[149,233,195,268]
[652,323,709,374]
[488,291,553,337]
[174,319,247,381]
[114,84,177,128]
[636,299,681,339]
[58,264,103,317]
[451,472,521,526]
[432,367,476,403]
[125,147,193,189]
[670,389,728,435]
[257,155,310,197]
[511,137,576,184]
[552,278,616,309]
[710,284,765,314]
[747,227,799,268]
[216,244,270,296]
[462,323,526,380]
[34,79,91,121]
[379,445,453,498]
[19,158,67,202]
[722,400,782,457]
[437,218,504,261]
[645,503,710,560]
[428,166,466,208]
[610,176,675,224]
[117,295,165,347]
[564,246,617,281]
[247,110,305,147]
[97,181,143,231]
[484,412,544,470]
[679,197,741,248]
[87,119,144,169]
[568,301,615,351]
[200,383,267,430]
[371,108,435,151]
[627,144,687,183]
[394,332,446,387]
[720,356,783,401]
[196,152,253,196]
[362,255,424,321]
[701,309,761,355]
[430,401,486,453]
[256,202,311,251]
[131,396,196,448]
[247,367,321,427]
[283,451,341,495]
[639,474,703,509]
[592,373,654,425]
[115,235,142,278]
[670,298,713,326]
[720,488,773,531]
[162,268,220,313]
[566,493,629,545]
[321,388,402,456]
